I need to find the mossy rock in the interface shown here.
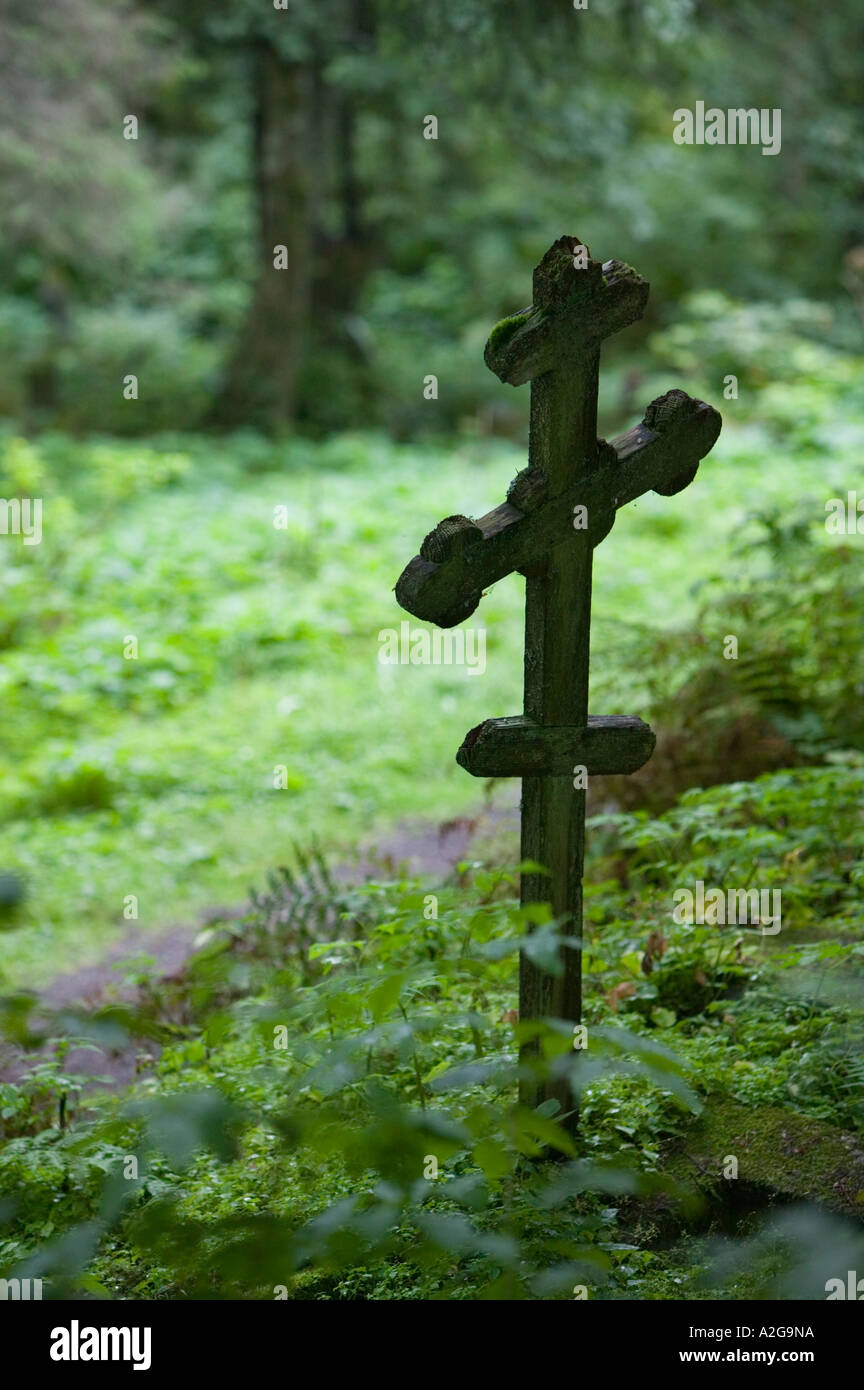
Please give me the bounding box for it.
[664,1097,864,1221]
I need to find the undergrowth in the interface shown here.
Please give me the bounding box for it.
[1,765,862,1300]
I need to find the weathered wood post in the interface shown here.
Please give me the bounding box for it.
[396,236,721,1134]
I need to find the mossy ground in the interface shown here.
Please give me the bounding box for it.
[664,1098,864,1218]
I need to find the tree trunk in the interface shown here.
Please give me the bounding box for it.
[211,38,314,429]
[295,0,378,429]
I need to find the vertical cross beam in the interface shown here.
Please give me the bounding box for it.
[519,353,597,1111]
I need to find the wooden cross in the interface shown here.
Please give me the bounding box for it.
[395,236,721,1132]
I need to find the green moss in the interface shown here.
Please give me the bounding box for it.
[665,1097,864,1215]
[486,311,531,353]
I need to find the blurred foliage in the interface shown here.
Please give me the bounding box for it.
[0,0,862,432]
